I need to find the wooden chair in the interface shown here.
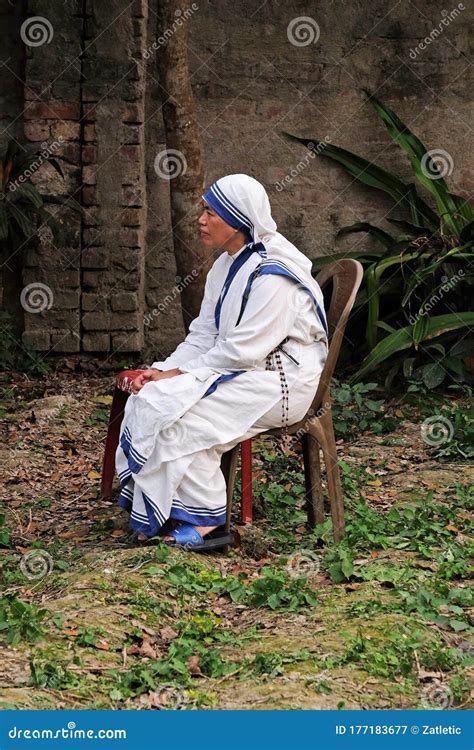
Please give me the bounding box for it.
[220,259,364,542]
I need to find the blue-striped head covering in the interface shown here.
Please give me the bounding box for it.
[202,178,254,240]
[202,174,329,339]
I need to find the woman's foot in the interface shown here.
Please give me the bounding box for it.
[160,524,218,542]
[136,524,219,543]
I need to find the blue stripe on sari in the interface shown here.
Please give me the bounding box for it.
[202,370,245,398]
[120,427,146,474]
[214,243,257,329]
[171,498,227,527]
[236,259,328,336]
[117,492,133,513]
[128,492,167,537]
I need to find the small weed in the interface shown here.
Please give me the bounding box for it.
[0,594,49,646]
[0,509,11,548]
[331,380,400,438]
[84,408,109,427]
[30,650,85,690]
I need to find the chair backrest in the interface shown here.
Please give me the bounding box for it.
[310,259,364,414]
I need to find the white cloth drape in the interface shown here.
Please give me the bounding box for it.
[115,175,328,537]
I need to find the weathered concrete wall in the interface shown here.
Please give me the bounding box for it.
[0,0,472,356]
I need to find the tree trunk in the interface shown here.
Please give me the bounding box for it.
[155,0,207,331]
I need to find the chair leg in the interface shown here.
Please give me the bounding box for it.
[319,411,345,541]
[302,431,324,527]
[101,387,129,499]
[240,439,253,524]
[221,445,239,534]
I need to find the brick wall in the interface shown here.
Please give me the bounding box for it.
[1,0,472,356]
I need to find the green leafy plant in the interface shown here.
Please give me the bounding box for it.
[84,407,110,426]
[331,379,399,437]
[0,508,11,548]
[428,404,474,462]
[245,566,318,611]
[330,626,464,680]
[30,651,84,690]
[285,90,473,386]
[0,594,48,646]
[0,311,50,374]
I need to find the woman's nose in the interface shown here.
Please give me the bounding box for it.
[198,211,206,225]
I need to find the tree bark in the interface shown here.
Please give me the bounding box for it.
[155,0,208,331]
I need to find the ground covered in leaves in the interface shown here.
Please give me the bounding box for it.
[0,360,472,710]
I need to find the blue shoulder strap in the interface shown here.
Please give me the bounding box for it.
[214,242,265,329]
[236,259,328,337]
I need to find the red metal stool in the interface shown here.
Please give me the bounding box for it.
[100,369,254,524]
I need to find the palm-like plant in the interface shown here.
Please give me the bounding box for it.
[285,90,473,388]
[0,138,82,336]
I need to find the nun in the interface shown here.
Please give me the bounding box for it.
[115,174,328,549]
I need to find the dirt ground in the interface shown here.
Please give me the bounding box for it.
[0,365,472,710]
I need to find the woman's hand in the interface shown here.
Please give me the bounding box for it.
[131,368,183,394]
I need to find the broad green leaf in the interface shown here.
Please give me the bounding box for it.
[386,217,431,237]
[283,131,439,229]
[312,250,384,274]
[6,182,43,209]
[351,313,474,381]
[337,222,395,248]
[7,201,35,238]
[422,363,445,389]
[364,250,432,349]
[363,89,467,236]
[412,314,430,347]
[43,194,83,213]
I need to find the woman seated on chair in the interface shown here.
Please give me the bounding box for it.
[116,173,329,550]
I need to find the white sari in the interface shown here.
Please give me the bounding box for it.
[115,175,328,536]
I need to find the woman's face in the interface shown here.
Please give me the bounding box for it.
[198,201,245,251]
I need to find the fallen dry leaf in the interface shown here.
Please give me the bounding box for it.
[139,640,157,659]
[187,655,202,675]
[95,640,110,651]
[87,470,102,481]
[160,626,178,642]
